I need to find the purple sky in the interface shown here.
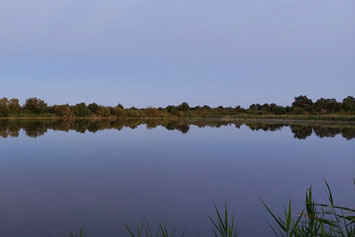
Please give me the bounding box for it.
[1,0,354,107]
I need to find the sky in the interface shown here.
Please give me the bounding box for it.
[0,0,354,108]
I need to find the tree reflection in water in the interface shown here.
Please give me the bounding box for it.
[0,119,354,140]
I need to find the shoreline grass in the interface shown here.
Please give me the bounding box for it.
[1,114,355,123]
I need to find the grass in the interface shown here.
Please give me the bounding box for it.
[262,180,355,236]
[68,180,354,236]
[124,220,185,237]
[229,114,355,122]
[69,228,87,237]
[2,113,355,122]
[208,203,238,237]
[4,113,57,118]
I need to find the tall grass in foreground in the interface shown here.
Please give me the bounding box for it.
[263,180,355,236]
[69,180,354,236]
[208,203,238,237]
[69,228,87,237]
[124,220,185,237]
[121,203,237,237]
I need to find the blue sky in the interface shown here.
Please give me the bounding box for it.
[1,0,354,107]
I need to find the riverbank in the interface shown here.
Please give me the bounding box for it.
[1,113,355,123]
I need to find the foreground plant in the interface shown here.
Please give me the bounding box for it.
[68,228,87,237]
[208,203,238,237]
[124,220,184,237]
[263,180,355,236]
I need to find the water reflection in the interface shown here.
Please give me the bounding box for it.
[0,119,354,140]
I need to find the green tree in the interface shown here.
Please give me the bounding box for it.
[249,104,262,111]
[97,106,110,117]
[23,97,47,114]
[0,97,10,117]
[112,105,127,117]
[314,98,341,113]
[72,103,91,117]
[293,107,304,115]
[292,96,313,112]
[88,103,99,114]
[178,102,190,111]
[261,103,271,112]
[342,96,355,112]
[53,105,72,119]
[126,108,141,117]
[116,104,124,110]
[166,105,178,115]
[8,98,20,113]
[145,107,160,117]
[274,106,286,114]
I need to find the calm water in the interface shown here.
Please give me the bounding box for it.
[0,119,354,236]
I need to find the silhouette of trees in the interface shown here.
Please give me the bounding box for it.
[0,96,354,118]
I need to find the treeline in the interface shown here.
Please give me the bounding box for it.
[0,96,355,119]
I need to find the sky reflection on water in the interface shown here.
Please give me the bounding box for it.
[0,120,354,236]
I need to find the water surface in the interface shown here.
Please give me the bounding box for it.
[0,119,354,236]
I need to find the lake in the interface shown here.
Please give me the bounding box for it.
[0,119,354,236]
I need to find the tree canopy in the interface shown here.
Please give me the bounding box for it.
[0,95,354,119]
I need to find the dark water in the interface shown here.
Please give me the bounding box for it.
[0,119,354,236]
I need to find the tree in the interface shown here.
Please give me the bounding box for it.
[8,98,20,113]
[293,107,304,115]
[72,103,91,117]
[88,103,99,114]
[292,96,313,112]
[126,108,141,117]
[261,103,271,112]
[112,105,127,117]
[274,106,286,114]
[23,98,47,114]
[166,105,178,115]
[145,107,160,117]
[269,103,277,113]
[202,105,211,110]
[178,102,190,111]
[53,105,72,119]
[342,96,355,112]
[249,104,262,111]
[116,104,124,110]
[0,97,9,117]
[97,106,110,117]
[314,98,341,113]
[235,106,245,113]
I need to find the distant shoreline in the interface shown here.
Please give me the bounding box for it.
[1,96,355,122]
[1,115,355,124]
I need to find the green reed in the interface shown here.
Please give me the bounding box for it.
[208,203,238,237]
[262,180,355,236]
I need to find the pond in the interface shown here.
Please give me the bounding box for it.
[0,119,354,236]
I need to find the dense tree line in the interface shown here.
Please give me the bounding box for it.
[0,96,354,119]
